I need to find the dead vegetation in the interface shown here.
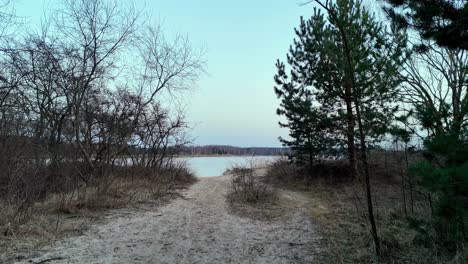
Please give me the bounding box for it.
[265,153,467,264]
[0,164,196,263]
[227,165,277,204]
[224,161,289,221]
[267,157,352,187]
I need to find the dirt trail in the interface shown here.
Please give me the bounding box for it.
[16,176,320,264]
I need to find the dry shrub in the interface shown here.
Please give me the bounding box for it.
[267,151,422,187]
[267,158,352,188]
[161,160,198,186]
[265,158,300,185]
[1,162,196,262]
[48,163,196,214]
[227,162,277,205]
[306,180,468,264]
[265,157,466,264]
[0,162,196,247]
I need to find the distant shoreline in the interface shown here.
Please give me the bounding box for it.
[175,154,285,158]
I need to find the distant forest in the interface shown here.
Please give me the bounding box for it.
[180,145,289,156]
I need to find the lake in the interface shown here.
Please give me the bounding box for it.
[178,156,281,177]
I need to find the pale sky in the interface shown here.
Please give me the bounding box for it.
[12,0,382,147]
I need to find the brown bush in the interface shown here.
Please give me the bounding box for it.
[0,161,196,238]
[266,158,352,187]
[227,163,277,204]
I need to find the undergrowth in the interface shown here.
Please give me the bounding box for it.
[266,157,467,264]
[0,164,196,263]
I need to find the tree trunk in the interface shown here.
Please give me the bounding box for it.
[355,99,381,256]
[400,163,408,217]
[344,81,358,179]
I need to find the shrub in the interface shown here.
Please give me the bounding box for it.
[227,163,277,204]
[0,161,196,238]
[267,158,352,187]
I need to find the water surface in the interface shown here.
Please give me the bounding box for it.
[178,156,280,177]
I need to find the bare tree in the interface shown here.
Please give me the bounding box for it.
[0,0,204,219]
[0,0,15,40]
[0,0,18,109]
[135,24,205,105]
[49,0,140,170]
[401,43,468,136]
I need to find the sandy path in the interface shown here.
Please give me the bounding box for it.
[16,176,320,264]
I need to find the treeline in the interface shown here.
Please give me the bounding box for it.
[180,145,288,156]
[0,0,202,221]
[275,0,466,259]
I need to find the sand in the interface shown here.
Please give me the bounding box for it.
[15,176,320,264]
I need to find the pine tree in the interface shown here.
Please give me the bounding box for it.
[382,0,468,50]
[405,53,468,244]
[409,132,468,247]
[274,61,333,165]
[276,0,407,256]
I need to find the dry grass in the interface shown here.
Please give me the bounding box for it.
[301,180,467,264]
[227,194,297,222]
[227,164,278,205]
[265,157,467,264]
[0,165,196,262]
[225,162,284,221]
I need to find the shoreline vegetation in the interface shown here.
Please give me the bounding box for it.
[175,154,285,158]
[271,0,466,262]
[179,145,289,156]
[227,154,467,264]
[0,0,205,261]
[1,165,197,263]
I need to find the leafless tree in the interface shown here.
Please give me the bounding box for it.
[401,43,468,136]
[0,0,204,218]
[0,0,15,40]
[45,0,139,170]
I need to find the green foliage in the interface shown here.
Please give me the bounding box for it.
[275,0,407,164]
[274,61,333,164]
[410,133,468,247]
[405,37,468,248]
[383,0,468,50]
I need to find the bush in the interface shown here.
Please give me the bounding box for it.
[227,163,277,204]
[0,161,196,238]
[267,158,352,187]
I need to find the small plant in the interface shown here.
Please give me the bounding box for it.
[227,162,277,204]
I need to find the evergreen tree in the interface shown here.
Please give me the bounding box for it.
[276,0,407,256]
[274,61,333,165]
[409,132,468,247]
[382,0,468,50]
[404,48,468,245]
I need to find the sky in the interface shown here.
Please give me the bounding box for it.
[134,0,308,147]
[12,0,382,148]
